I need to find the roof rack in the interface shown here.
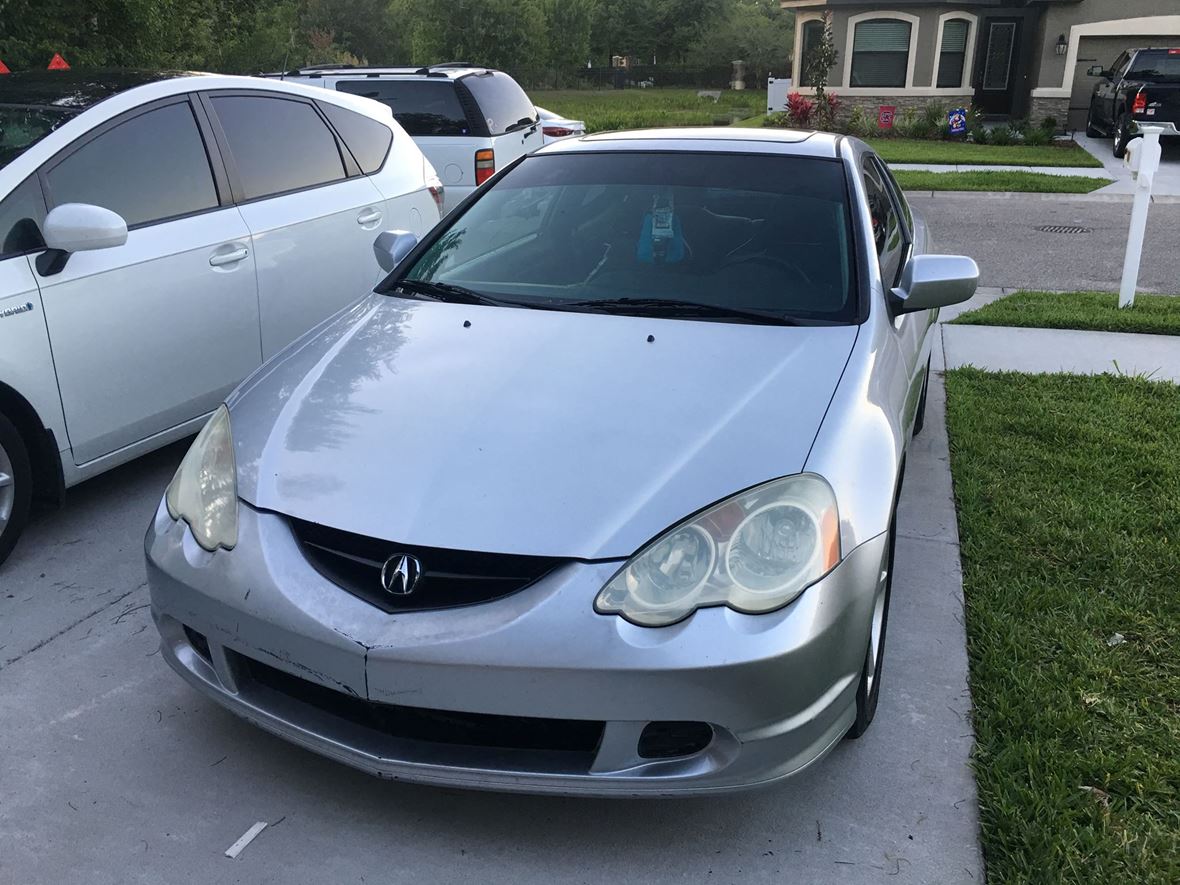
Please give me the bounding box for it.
[413,62,486,76]
[300,63,357,71]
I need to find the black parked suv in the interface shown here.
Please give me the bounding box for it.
[1086,48,1180,157]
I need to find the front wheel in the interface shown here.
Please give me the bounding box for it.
[0,412,33,567]
[847,505,898,738]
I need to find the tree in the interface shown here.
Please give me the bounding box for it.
[685,0,791,83]
[805,11,839,129]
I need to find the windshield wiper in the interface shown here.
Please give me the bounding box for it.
[505,117,538,133]
[395,279,508,307]
[556,297,801,326]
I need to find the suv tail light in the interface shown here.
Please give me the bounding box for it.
[426,177,445,215]
[1132,92,1147,114]
[543,125,575,138]
[474,149,495,186]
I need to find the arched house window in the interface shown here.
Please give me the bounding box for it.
[849,17,915,88]
[936,16,975,88]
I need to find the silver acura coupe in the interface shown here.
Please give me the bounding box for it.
[146,128,978,796]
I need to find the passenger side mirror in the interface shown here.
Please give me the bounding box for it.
[1087,65,1107,77]
[37,203,129,276]
[890,254,978,314]
[373,229,419,273]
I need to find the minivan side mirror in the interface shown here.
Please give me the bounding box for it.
[37,203,128,276]
[890,254,979,314]
[1087,65,1108,77]
[373,229,419,273]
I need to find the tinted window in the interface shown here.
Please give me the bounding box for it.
[46,101,217,227]
[0,105,75,169]
[319,102,393,174]
[336,80,469,136]
[402,153,856,323]
[212,95,345,199]
[461,72,537,135]
[862,157,905,287]
[1128,49,1180,81]
[0,176,46,258]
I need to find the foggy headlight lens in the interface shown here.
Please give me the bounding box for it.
[596,474,839,627]
[165,405,238,551]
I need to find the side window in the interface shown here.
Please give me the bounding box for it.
[318,102,393,174]
[45,101,218,228]
[336,80,470,137]
[0,176,47,259]
[1112,52,1130,78]
[862,157,906,287]
[875,157,913,234]
[460,72,538,135]
[211,95,345,200]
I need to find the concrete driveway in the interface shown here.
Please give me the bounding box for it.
[0,383,980,885]
[1074,131,1180,196]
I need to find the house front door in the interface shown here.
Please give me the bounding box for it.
[975,18,1022,115]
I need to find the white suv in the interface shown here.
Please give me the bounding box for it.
[0,70,441,564]
[272,64,544,212]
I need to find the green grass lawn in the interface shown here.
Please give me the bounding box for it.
[945,369,1180,884]
[530,89,765,133]
[953,290,1180,336]
[893,170,1109,193]
[868,138,1102,167]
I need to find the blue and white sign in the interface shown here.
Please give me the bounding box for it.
[948,108,968,135]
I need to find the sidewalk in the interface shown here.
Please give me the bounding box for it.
[934,288,1180,383]
[892,161,1111,178]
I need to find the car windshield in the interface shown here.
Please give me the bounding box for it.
[1128,50,1180,81]
[0,104,75,168]
[397,151,857,324]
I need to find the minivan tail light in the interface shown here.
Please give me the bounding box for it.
[474,149,495,185]
[1132,92,1147,114]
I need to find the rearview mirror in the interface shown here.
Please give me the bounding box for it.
[1087,65,1107,77]
[37,203,128,276]
[890,254,978,314]
[374,229,419,273]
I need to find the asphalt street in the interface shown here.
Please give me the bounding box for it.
[0,375,981,885]
[910,192,1180,293]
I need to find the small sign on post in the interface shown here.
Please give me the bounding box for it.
[948,108,968,136]
[877,106,896,130]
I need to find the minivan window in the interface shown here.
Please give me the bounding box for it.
[461,72,538,135]
[319,102,393,174]
[336,80,469,136]
[46,101,218,227]
[399,153,856,324]
[212,95,345,200]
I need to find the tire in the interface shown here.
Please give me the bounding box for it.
[847,502,898,739]
[0,411,33,567]
[1113,114,1132,158]
[912,357,931,438]
[1085,106,1102,138]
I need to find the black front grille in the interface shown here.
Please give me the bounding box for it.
[241,655,605,756]
[289,517,567,613]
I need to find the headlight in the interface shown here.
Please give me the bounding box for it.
[165,405,238,551]
[595,474,839,627]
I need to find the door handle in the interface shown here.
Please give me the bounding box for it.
[209,247,249,267]
[357,208,382,225]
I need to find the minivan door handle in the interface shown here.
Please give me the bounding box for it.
[357,208,382,225]
[209,246,249,267]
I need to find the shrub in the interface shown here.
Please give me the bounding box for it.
[1040,116,1058,133]
[814,91,840,131]
[786,91,815,127]
[989,124,1015,146]
[764,110,791,128]
[893,107,925,139]
[845,106,875,139]
[920,101,948,139]
[1009,117,1030,136]
[1022,126,1051,146]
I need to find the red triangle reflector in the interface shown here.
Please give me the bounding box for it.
[0,60,10,74]
[47,53,70,70]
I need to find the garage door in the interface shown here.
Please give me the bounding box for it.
[1069,36,1172,130]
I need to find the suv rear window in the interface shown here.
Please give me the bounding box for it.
[461,72,537,135]
[336,80,469,136]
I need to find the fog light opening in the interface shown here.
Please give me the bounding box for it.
[183,625,211,663]
[637,721,714,759]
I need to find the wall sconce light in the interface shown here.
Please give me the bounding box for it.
[1055,34,1068,56]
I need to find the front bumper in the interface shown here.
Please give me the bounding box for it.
[146,499,887,796]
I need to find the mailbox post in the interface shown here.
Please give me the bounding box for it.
[1119,122,1176,308]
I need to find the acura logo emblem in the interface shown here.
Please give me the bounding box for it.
[380,554,422,596]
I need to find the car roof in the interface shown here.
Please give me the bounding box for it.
[0,69,205,111]
[535,127,843,159]
[270,64,498,81]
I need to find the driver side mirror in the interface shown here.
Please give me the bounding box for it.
[890,254,978,314]
[1087,65,1108,77]
[373,229,419,273]
[37,203,128,276]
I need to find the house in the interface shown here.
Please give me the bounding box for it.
[781,1,1180,129]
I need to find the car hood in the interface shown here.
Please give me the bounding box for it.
[231,294,857,559]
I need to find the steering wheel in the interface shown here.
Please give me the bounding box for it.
[719,252,814,287]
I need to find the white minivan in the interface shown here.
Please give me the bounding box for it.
[272,65,544,212]
[0,70,441,564]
